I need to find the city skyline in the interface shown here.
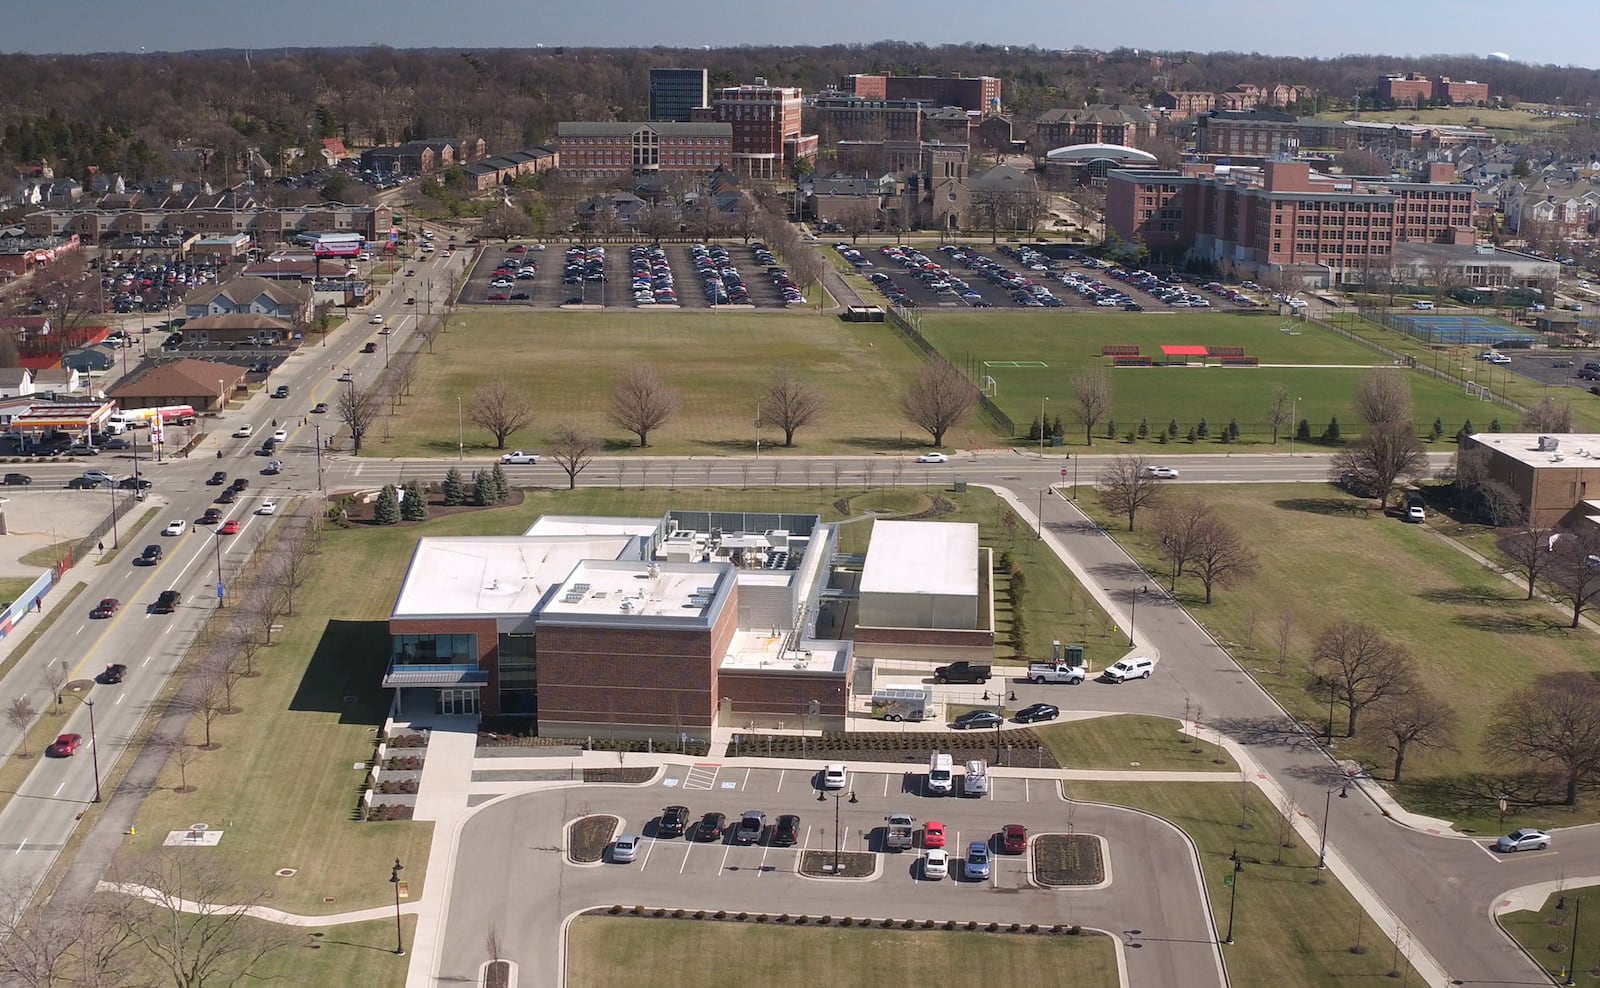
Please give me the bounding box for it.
[4,0,1594,68]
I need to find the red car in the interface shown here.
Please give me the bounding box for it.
[90,597,120,619]
[923,821,945,849]
[1002,823,1028,855]
[47,733,82,758]
[219,520,240,535]
[487,292,510,301]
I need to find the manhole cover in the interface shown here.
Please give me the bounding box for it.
[276,868,297,878]
[188,823,210,831]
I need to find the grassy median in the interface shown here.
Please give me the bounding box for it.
[1036,714,1236,772]
[1499,883,1600,983]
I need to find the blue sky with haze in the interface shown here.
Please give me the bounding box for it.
[5,0,1590,68]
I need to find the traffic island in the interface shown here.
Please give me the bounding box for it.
[567,814,619,864]
[799,850,876,878]
[1032,834,1106,887]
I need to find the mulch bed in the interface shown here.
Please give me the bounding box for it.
[1032,834,1105,886]
[731,730,1061,769]
[484,960,510,988]
[582,768,658,784]
[568,814,619,863]
[799,850,876,878]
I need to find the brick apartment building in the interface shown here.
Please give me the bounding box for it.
[840,73,1002,115]
[1154,91,1217,118]
[1436,77,1491,105]
[1034,104,1157,151]
[694,81,816,179]
[555,121,732,180]
[22,202,393,247]
[1195,110,1358,155]
[1379,73,1434,105]
[812,94,925,142]
[1106,159,1474,284]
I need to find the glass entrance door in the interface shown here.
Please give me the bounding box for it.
[436,689,479,716]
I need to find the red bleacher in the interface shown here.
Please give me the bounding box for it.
[1209,346,1246,357]
[1101,345,1140,357]
[1219,355,1260,367]
[1111,355,1154,367]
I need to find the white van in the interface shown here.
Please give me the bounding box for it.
[927,752,953,796]
[963,759,989,797]
[1411,300,1435,311]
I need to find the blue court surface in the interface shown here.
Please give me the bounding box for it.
[1389,313,1535,346]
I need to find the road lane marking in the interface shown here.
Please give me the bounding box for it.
[13,838,24,855]
[114,694,125,705]
[140,655,152,667]
[53,782,64,797]
[679,840,694,874]
[881,774,889,798]
[740,767,750,790]
[757,843,771,876]
[638,836,656,870]
[775,769,784,793]
[717,842,732,876]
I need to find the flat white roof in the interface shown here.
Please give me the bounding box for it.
[1471,432,1600,469]
[537,559,729,623]
[392,535,635,619]
[523,514,660,538]
[719,629,851,674]
[859,520,978,597]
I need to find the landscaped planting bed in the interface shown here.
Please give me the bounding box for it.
[730,730,1061,768]
[1032,834,1105,886]
[569,815,619,864]
[799,851,876,878]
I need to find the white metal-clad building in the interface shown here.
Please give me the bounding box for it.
[857,520,980,629]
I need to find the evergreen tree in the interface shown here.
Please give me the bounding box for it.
[1226,418,1241,442]
[1322,417,1342,444]
[1431,417,1444,443]
[1457,419,1476,443]
[1027,416,1042,441]
[1158,431,1169,444]
[401,480,428,521]
[1137,417,1150,440]
[1105,418,1117,440]
[373,485,401,526]
[1489,418,1502,433]
[1050,415,1064,439]
[490,463,510,503]
[1167,419,1179,440]
[1197,417,1210,440]
[1186,426,1198,443]
[1296,418,1312,442]
[473,471,495,506]
[442,467,467,506]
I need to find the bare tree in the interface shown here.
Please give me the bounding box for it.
[243,580,286,646]
[1152,499,1209,592]
[1328,421,1426,508]
[547,422,602,490]
[154,734,199,794]
[1275,610,1296,676]
[1484,675,1600,806]
[1480,480,1525,527]
[0,894,132,988]
[1547,527,1600,628]
[336,382,381,454]
[1310,621,1414,737]
[1069,366,1113,447]
[186,672,229,750]
[607,364,679,448]
[103,852,292,988]
[899,360,977,448]
[1267,385,1294,445]
[1189,511,1259,604]
[1095,455,1164,532]
[1370,690,1458,783]
[759,367,824,447]
[835,199,882,244]
[393,357,418,405]
[784,244,827,310]
[6,697,35,758]
[216,621,265,679]
[1498,523,1557,600]
[43,661,68,709]
[1521,396,1574,433]
[477,201,532,242]
[1353,368,1414,427]
[467,378,535,450]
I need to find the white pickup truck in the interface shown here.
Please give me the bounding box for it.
[1026,662,1087,685]
[499,450,540,464]
[1103,656,1156,683]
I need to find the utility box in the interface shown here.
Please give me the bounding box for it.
[1064,643,1085,665]
[953,478,967,493]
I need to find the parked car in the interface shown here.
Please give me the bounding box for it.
[735,810,767,845]
[923,848,949,879]
[611,834,640,863]
[697,812,727,842]
[96,663,127,684]
[89,597,120,619]
[771,814,800,847]
[922,821,946,849]
[1496,828,1551,852]
[964,841,992,879]
[46,733,83,758]
[1002,823,1028,854]
[658,805,691,838]
[1014,703,1061,724]
[952,710,1003,730]
[822,763,848,790]
[1406,504,1426,523]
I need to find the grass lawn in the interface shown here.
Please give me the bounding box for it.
[1071,782,1419,988]
[915,310,1494,445]
[0,576,37,604]
[1073,484,1600,833]
[1499,884,1600,982]
[1035,714,1236,772]
[18,540,76,570]
[1313,106,1574,134]
[566,917,1117,988]
[375,309,995,458]
[113,913,414,988]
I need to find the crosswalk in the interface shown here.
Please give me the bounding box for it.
[682,763,720,790]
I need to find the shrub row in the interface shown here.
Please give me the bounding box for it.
[365,803,413,822]
[599,905,1074,935]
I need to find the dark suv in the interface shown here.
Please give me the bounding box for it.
[2,473,30,485]
[658,805,690,838]
[697,812,727,842]
[96,664,127,685]
[152,590,181,614]
[138,544,163,565]
[208,471,227,485]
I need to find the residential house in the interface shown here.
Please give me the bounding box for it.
[106,358,246,413]
[320,138,350,164]
[30,367,84,395]
[178,313,295,346]
[0,368,33,398]
[183,276,313,324]
[62,347,117,374]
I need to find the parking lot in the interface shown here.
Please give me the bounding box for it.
[1501,350,1600,391]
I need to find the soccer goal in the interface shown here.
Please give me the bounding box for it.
[1464,382,1492,401]
[980,376,998,397]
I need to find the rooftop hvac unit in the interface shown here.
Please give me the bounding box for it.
[1538,436,1561,451]
[619,599,633,613]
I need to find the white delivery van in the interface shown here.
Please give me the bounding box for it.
[927,751,954,796]
[963,759,989,797]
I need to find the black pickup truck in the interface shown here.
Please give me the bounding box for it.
[933,661,992,685]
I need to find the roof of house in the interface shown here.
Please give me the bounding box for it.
[968,163,1038,192]
[107,359,246,399]
[0,368,31,387]
[558,121,732,138]
[184,276,311,311]
[182,314,293,331]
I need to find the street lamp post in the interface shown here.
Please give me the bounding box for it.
[1565,897,1581,986]
[817,788,856,874]
[86,699,102,803]
[390,858,405,955]
[1127,584,1148,647]
[1317,785,1349,872]
[213,531,225,609]
[1071,452,1079,500]
[1037,486,1045,540]
[1223,848,1243,944]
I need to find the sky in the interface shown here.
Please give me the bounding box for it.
[4,0,1594,68]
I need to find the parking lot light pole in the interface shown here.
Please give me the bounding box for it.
[1038,396,1050,455]
[1223,847,1242,944]
[390,858,405,955]
[1127,585,1148,647]
[1317,786,1348,872]
[86,700,101,803]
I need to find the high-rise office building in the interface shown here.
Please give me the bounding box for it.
[649,68,709,123]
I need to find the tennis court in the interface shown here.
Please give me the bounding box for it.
[1389,312,1536,346]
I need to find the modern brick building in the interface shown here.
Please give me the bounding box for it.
[382,512,994,738]
[1034,105,1157,151]
[695,81,814,179]
[1435,77,1490,105]
[1379,72,1434,105]
[556,121,732,180]
[812,94,924,142]
[841,73,1001,115]
[1461,433,1600,527]
[1194,110,1358,155]
[1153,91,1217,118]
[649,67,710,122]
[1106,159,1475,285]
